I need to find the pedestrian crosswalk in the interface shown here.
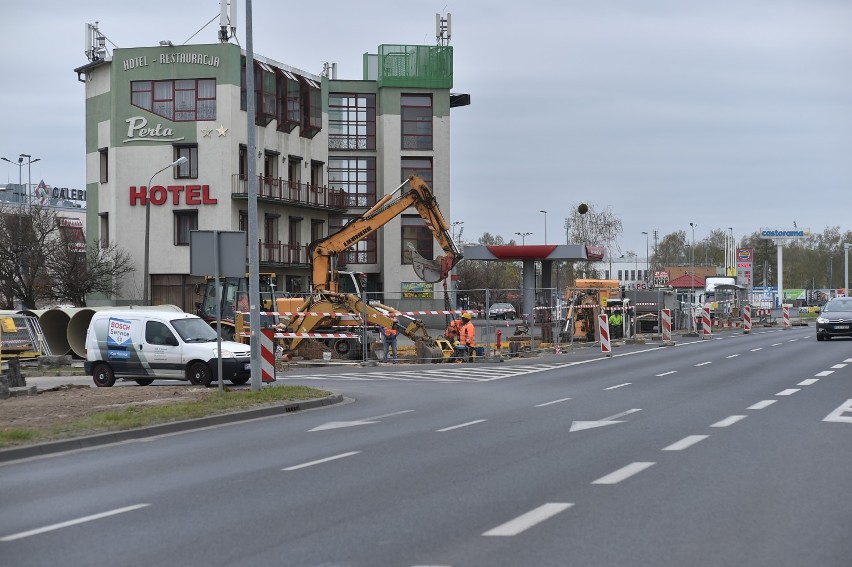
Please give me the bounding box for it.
[280,363,563,383]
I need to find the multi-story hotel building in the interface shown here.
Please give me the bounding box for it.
[75,29,467,310]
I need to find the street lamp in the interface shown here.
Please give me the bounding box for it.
[642,231,649,282]
[690,222,697,333]
[451,221,464,243]
[1,156,24,204]
[18,154,40,210]
[143,156,188,305]
[539,210,547,244]
[515,231,532,245]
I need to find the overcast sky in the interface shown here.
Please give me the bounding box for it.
[2,0,850,256]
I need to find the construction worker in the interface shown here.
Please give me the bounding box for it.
[458,312,477,361]
[608,311,623,339]
[379,317,399,363]
[445,316,463,341]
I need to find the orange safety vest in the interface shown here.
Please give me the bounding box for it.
[460,321,476,347]
[383,327,398,339]
[446,319,463,339]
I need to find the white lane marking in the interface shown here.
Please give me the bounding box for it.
[0,504,150,542]
[662,435,709,451]
[695,362,712,367]
[283,451,360,471]
[309,409,414,432]
[751,348,763,352]
[844,359,852,363]
[604,383,631,390]
[776,389,800,396]
[592,462,655,485]
[656,371,677,377]
[482,503,574,536]
[771,343,783,347]
[436,419,487,432]
[711,415,747,428]
[815,371,834,377]
[798,379,819,386]
[726,354,740,359]
[748,400,777,410]
[824,400,852,423]
[570,408,642,432]
[831,364,847,369]
[535,398,572,407]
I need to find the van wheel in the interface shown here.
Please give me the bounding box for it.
[188,362,213,387]
[135,379,155,386]
[93,363,116,387]
[230,376,250,385]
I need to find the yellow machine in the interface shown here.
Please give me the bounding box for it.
[196,272,279,341]
[563,279,622,342]
[235,176,462,362]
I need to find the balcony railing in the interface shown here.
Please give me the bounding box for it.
[255,240,310,266]
[232,175,347,210]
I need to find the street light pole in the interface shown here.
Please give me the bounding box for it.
[1,156,24,204]
[19,154,40,210]
[515,231,532,245]
[143,156,188,305]
[642,231,649,282]
[451,221,464,243]
[539,210,547,244]
[690,222,697,333]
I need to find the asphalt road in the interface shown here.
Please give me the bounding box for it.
[3,325,852,567]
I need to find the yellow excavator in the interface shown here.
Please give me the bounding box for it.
[238,176,462,362]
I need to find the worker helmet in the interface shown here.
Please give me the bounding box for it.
[461,312,472,321]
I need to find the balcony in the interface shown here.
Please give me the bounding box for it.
[255,240,310,268]
[231,175,347,212]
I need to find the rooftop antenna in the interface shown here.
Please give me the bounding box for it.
[219,0,238,42]
[435,12,451,46]
[85,22,108,61]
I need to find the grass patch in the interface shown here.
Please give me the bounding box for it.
[0,384,332,449]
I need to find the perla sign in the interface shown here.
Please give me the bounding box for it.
[123,116,185,144]
[760,228,811,239]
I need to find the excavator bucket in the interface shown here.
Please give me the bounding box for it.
[415,340,445,363]
[411,247,446,283]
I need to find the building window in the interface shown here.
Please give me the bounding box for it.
[99,212,109,248]
[401,157,433,187]
[328,93,376,150]
[401,214,433,265]
[254,61,276,126]
[328,158,376,208]
[131,79,216,122]
[401,94,433,150]
[311,219,324,242]
[173,145,198,179]
[174,210,198,245]
[276,69,301,133]
[98,148,108,183]
[300,77,322,138]
[330,215,376,265]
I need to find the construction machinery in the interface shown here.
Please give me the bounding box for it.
[561,279,623,342]
[196,272,279,341]
[235,176,462,362]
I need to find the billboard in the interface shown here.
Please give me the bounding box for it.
[760,228,811,239]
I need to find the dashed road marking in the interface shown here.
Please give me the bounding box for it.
[656,371,677,377]
[604,383,631,390]
[482,503,574,536]
[592,462,655,485]
[726,354,740,359]
[831,364,847,369]
[662,435,709,451]
[695,362,712,367]
[535,398,572,407]
[0,504,151,542]
[798,378,819,386]
[283,451,360,471]
[748,400,777,410]
[776,389,800,396]
[711,415,747,427]
[815,371,834,377]
[436,419,487,432]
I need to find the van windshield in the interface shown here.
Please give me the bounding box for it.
[171,318,218,342]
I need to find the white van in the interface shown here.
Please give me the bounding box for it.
[84,311,252,387]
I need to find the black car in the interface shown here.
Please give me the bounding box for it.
[815,297,852,340]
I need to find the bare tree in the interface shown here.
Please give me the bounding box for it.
[564,202,622,281]
[0,204,56,309]
[45,240,135,307]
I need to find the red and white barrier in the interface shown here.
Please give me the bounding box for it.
[598,314,611,356]
[702,305,712,339]
[661,308,672,343]
[783,304,790,329]
[260,328,275,383]
[743,305,751,334]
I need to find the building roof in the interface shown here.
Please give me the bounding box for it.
[668,274,705,289]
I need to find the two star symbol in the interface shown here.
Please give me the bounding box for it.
[201,125,229,138]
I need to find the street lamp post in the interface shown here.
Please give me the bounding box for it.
[18,154,40,210]
[143,156,188,305]
[451,221,464,243]
[642,231,649,282]
[690,222,697,333]
[515,231,532,245]
[539,210,547,244]
[1,156,24,204]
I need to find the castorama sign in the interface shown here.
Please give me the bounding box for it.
[760,227,811,239]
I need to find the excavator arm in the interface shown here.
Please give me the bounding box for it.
[309,175,462,292]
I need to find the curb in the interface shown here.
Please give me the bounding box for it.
[0,394,344,463]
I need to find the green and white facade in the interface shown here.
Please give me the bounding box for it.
[76,40,463,309]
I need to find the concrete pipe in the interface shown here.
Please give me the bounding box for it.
[37,309,73,356]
